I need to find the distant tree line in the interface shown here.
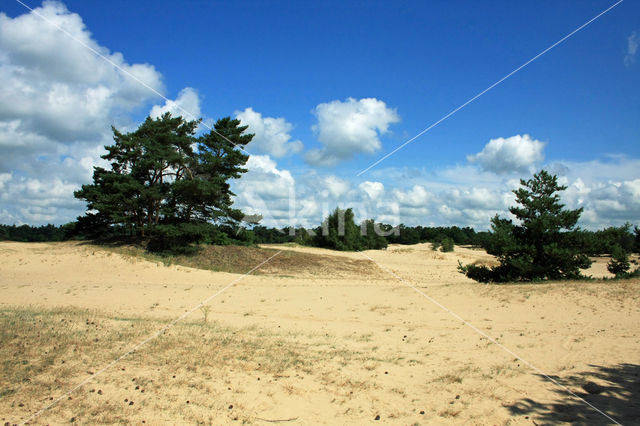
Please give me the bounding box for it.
[3,217,639,256]
[0,224,72,242]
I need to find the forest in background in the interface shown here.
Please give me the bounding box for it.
[2,220,638,257]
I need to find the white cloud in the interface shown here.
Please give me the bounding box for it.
[150,87,201,122]
[229,152,640,231]
[557,157,640,186]
[235,107,303,157]
[359,181,384,200]
[357,155,640,229]
[233,155,295,226]
[241,155,295,200]
[0,173,84,225]
[393,185,432,208]
[0,2,163,143]
[445,187,506,210]
[233,155,326,228]
[0,173,11,192]
[570,178,640,226]
[467,134,545,174]
[624,30,639,67]
[305,97,399,166]
[322,176,350,198]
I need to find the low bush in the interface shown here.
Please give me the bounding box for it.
[608,245,631,277]
[440,237,455,252]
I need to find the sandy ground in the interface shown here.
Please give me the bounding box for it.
[0,241,639,425]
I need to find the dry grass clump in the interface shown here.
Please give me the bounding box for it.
[107,244,383,278]
[470,258,500,268]
[389,247,414,254]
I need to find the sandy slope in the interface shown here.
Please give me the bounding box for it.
[0,241,639,425]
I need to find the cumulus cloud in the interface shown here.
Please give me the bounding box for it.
[321,176,350,199]
[384,157,640,229]
[445,187,505,210]
[0,2,163,143]
[0,1,165,224]
[359,181,384,200]
[150,87,201,121]
[305,97,399,167]
[235,107,303,157]
[563,176,640,227]
[232,155,296,226]
[0,172,84,224]
[232,156,336,228]
[467,134,545,174]
[393,185,432,208]
[239,155,295,200]
[624,30,639,67]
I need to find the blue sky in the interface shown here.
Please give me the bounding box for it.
[0,0,638,229]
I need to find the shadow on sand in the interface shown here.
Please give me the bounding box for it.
[507,363,640,425]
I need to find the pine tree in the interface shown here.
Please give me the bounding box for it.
[460,170,591,282]
[74,113,253,251]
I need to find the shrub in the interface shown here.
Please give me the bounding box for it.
[313,208,363,251]
[458,262,493,283]
[440,237,454,252]
[608,245,631,277]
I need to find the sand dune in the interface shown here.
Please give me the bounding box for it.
[1,241,638,424]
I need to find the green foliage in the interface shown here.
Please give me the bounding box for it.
[573,223,636,256]
[607,245,631,277]
[311,209,390,251]
[0,224,70,242]
[74,113,252,252]
[440,237,454,252]
[457,262,493,283]
[313,208,363,251]
[293,228,314,246]
[146,222,231,254]
[392,224,421,245]
[233,227,256,245]
[385,225,479,246]
[251,226,296,244]
[461,170,592,283]
[361,219,388,250]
